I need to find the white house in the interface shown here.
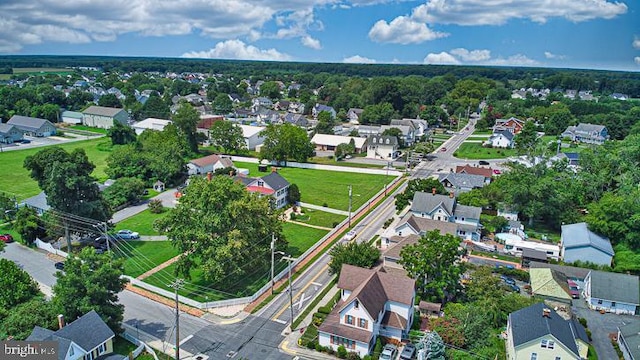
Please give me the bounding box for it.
[486,130,515,148]
[312,103,337,119]
[410,191,482,241]
[239,125,265,150]
[82,105,129,129]
[506,303,589,360]
[244,171,290,209]
[380,124,415,147]
[7,115,57,137]
[132,118,172,135]
[583,270,639,315]
[318,264,415,358]
[366,135,399,160]
[187,154,235,176]
[347,108,363,124]
[311,134,367,153]
[618,323,640,360]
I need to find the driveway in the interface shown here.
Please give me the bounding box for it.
[572,295,638,360]
[111,188,178,223]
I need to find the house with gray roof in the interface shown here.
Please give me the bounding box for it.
[560,222,614,266]
[562,123,609,145]
[0,123,24,143]
[618,322,640,360]
[438,172,486,193]
[583,270,639,315]
[245,170,290,209]
[27,310,115,360]
[20,191,51,215]
[366,135,399,160]
[486,130,515,148]
[7,115,57,137]
[506,303,589,360]
[410,191,482,241]
[318,264,415,357]
[81,105,129,129]
[381,124,415,146]
[312,103,336,119]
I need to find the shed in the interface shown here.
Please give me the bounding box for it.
[419,301,442,317]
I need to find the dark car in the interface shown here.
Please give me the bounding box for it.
[21,139,31,144]
[479,160,490,165]
[500,275,516,285]
[400,343,416,360]
[0,234,14,243]
[509,284,521,293]
[54,262,65,270]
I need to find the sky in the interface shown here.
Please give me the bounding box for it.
[1,0,639,72]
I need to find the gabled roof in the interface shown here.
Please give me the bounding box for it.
[491,130,515,141]
[438,173,486,189]
[410,192,455,215]
[618,322,640,360]
[318,300,374,343]
[509,303,579,356]
[404,214,458,236]
[455,165,493,178]
[348,108,363,115]
[575,123,606,133]
[453,204,482,220]
[7,115,52,131]
[189,154,229,168]
[561,222,614,256]
[260,172,289,191]
[367,134,399,146]
[0,123,20,134]
[239,125,265,138]
[82,105,126,117]
[21,191,51,212]
[380,125,411,136]
[311,134,367,149]
[569,318,589,344]
[381,311,407,329]
[530,268,571,300]
[587,270,639,305]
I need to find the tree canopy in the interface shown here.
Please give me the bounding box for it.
[328,241,380,276]
[208,120,245,154]
[172,102,200,154]
[259,123,314,165]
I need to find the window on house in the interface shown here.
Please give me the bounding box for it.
[359,318,368,328]
[597,299,603,305]
[69,347,74,356]
[258,180,264,187]
[612,302,616,307]
[461,217,465,221]
[547,340,555,349]
[555,357,561,360]
[541,340,547,348]
[354,300,359,309]
[345,315,354,325]
[530,353,537,360]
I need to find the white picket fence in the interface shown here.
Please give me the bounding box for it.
[34,238,68,258]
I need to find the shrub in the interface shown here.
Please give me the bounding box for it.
[382,218,394,229]
[347,352,361,360]
[327,347,335,355]
[318,305,332,315]
[323,202,328,207]
[307,340,317,350]
[337,346,348,359]
[290,213,296,220]
[579,317,588,328]
[363,356,373,360]
[586,329,592,341]
[148,199,164,213]
[315,342,324,352]
[372,338,383,360]
[333,221,339,228]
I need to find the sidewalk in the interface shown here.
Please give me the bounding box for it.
[299,202,349,216]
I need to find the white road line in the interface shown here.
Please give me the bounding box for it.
[273,319,287,324]
[179,334,193,346]
[297,292,306,310]
[311,282,323,287]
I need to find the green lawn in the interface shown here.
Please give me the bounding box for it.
[308,156,384,169]
[283,222,329,257]
[115,240,180,278]
[70,125,109,134]
[0,222,23,243]
[0,138,113,200]
[112,337,138,356]
[473,128,494,135]
[453,143,517,160]
[234,161,391,211]
[295,208,346,228]
[114,209,166,235]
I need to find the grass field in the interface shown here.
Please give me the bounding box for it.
[0,138,113,200]
[115,240,180,278]
[114,209,166,235]
[234,161,391,211]
[0,222,22,243]
[295,208,346,228]
[70,125,109,134]
[0,68,74,80]
[308,156,384,169]
[453,143,517,160]
[283,221,329,257]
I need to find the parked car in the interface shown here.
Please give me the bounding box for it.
[0,234,14,243]
[54,262,65,270]
[116,229,140,239]
[342,230,357,241]
[479,160,490,165]
[21,139,31,144]
[493,169,502,175]
[380,344,398,360]
[400,343,416,360]
[567,280,580,298]
[440,147,447,152]
[500,275,516,285]
[509,284,521,293]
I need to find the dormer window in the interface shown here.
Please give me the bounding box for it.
[258,180,264,187]
[386,138,390,144]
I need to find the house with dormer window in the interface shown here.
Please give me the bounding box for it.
[409,191,482,241]
[318,264,415,357]
[561,123,609,145]
[243,170,290,209]
[366,135,399,160]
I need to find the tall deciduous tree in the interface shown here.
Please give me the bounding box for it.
[208,120,245,153]
[1,298,58,340]
[140,94,170,119]
[399,230,465,302]
[514,120,540,158]
[328,241,380,276]
[315,111,335,134]
[0,259,40,309]
[107,121,137,145]
[260,123,314,165]
[52,248,128,333]
[395,178,447,211]
[213,93,233,113]
[97,94,123,108]
[155,176,285,286]
[259,81,281,100]
[172,103,200,153]
[13,207,44,245]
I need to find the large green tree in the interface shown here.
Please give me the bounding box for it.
[172,103,200,153]
[13,207,44,245]
[52,248,128,333]
[315,111,335,135]
[399,230,465,302]
[208,120,245,153]
[140,94,170,119]
[97,94,123,108]
[328,241,380,276]
[514,120,540,158]
[0,259,40,309]
[260,123,314,165]
[102,177,146,210]
[1,298,58,340]
[107,122,137,145]
[259,81,282,100]
[395,178,447,211]
[155,176,285,286]
[213,93,233,113]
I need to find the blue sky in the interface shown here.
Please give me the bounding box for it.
[1,0,639,71]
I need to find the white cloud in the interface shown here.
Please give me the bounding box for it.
[343,55,377,63]
[301,35,322,49]
[544,51,567,60]
[423,52,460,65]
[633,37,640,49]
[369,16,448,44]
[412,0,627,26]
[488,54,539,66]
[450,48,491,61]
[181,39,291,61]
[635,57,640,65]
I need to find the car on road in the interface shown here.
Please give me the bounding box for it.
[21,139,31,144]
[500,275,516,285]
[400,343,416,360]
[493,169,502,175]
[342,230,357,241]
[54,262,65,270]
[440,147,447,152]
[479,160,490,165]
[0,234,14,243]
[116,229,140,239]
[567,280,580,298]
[380,344,398,360]
[508,284,521,293]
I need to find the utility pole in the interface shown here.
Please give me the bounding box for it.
[281,255,296,332]
[103,222,110,252]
[347,185,353,227]
[169,279,184,360]
[270,234,276,294]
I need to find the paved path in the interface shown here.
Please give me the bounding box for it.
[230,155,403,176]
[137,254,181,280]
[111,189,178,223]
[138,235,168,241]
[298,202,349,216]
[286,220,332,231]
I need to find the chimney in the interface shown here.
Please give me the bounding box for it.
[449,192,454,198]
[432,187,436,195]
[207,172,212,181]
[542,308,551,318]
[58,314,65,329]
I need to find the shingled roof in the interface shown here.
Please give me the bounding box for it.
[561,222,614,256]
[410,192,455,215]
[82,105,126,117]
